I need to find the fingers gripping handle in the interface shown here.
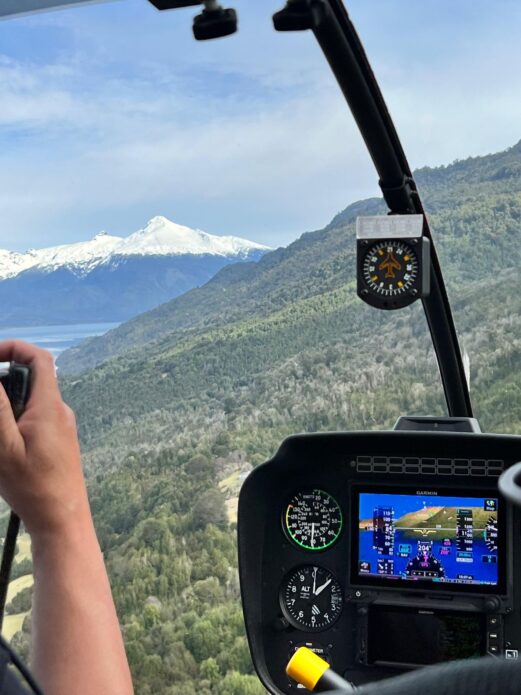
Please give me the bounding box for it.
[0,364,31,632]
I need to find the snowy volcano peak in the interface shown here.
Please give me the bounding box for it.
[0,216,271,280]
[118,216,219,257]
[117,216,270,259]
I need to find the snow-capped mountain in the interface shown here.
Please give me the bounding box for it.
[0,216,270,281]
[0,216,272,327]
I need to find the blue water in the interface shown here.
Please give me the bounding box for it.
[0,323,119,359]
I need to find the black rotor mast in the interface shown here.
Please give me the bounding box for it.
[274,0,473,419]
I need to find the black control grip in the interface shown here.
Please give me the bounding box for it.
[357,655,521,695]
[0,364,31,421]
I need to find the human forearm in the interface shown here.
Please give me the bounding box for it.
[31,519,134,695]
[0,341,133,693]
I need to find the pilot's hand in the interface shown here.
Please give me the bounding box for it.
[0,341,134,695]
[0,340,90,540]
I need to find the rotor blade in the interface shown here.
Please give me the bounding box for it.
[0,0,120,19]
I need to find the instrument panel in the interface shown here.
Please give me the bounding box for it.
[237,430,521,694]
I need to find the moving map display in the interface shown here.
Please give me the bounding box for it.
[357,490,500,588]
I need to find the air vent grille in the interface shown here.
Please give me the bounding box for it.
[355,456,505,477]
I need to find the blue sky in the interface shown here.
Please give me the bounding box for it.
[359,493,497,521]
[1,0,521,250]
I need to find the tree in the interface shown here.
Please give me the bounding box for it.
[200,657,220,685]
[192,490,228,530]
[6,586,32,615]
[216,672,265,695]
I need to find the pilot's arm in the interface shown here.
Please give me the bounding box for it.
[0,341,134,695]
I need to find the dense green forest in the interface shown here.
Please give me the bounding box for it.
[11,141,521,693]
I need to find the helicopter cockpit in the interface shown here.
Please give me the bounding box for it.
[1,2,521,695]
[235,2,521,692]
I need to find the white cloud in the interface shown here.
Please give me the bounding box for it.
[0,0,520,250]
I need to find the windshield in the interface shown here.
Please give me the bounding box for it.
[0,1,520,693]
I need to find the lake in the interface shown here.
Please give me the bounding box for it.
[0,323,120,359]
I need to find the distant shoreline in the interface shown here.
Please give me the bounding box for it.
[0,323,120,359]
[0,320,120,331]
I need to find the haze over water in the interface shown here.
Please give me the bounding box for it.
[0,323,119,359]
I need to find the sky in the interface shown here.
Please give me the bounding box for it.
[1,0,521,251]
[358,493,497,522]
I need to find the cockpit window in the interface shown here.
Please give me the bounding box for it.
[0,2,520,694]
[426,169,521,434]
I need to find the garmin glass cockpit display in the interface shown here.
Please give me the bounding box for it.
[355,488,501,591]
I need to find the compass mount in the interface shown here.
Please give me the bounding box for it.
[356,214,430,310]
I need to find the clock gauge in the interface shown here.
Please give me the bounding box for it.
[280,565,343,632]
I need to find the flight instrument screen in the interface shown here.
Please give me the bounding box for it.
[356,490,500,588]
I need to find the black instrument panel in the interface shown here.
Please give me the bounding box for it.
[237,431,521,694]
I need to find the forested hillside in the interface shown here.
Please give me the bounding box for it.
[34,140,521,693]
[58,140,521,375]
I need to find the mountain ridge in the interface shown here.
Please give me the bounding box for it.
[57,137,521,449]
[57,138,521,375]
[0,216,271,327]
[0,215,270,280]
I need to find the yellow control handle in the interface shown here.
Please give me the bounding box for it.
[286,647,330,691]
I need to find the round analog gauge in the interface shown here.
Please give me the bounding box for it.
[362,239,418,297]
[280,565,343,632]
[485,516,498,552]
[284,489,343,551]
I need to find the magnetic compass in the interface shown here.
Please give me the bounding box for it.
[362,239,418,295]
[356,215,430,310]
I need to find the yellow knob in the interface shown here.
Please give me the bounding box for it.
[286,647,330,692]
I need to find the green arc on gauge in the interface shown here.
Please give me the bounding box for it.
[284,489,343,551]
